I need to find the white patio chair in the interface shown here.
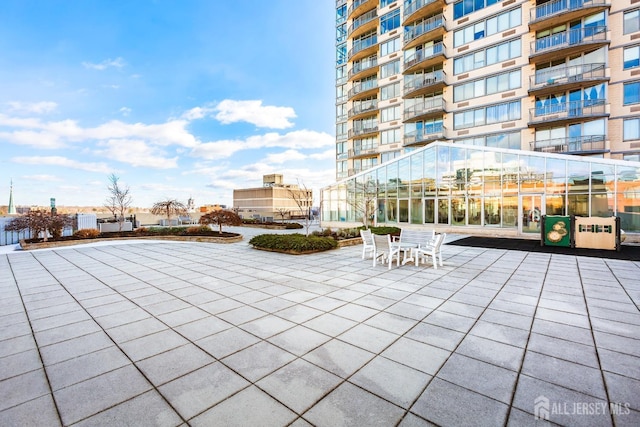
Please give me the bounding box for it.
[372,233,402,269]
[360,229,375,260]
[412,233,446,269]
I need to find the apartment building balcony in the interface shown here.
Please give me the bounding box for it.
[348,80,379,100]
[348,147,379,159]
[348,9,377,39]
[348,34,378,62]
[348,100,379,120]
[348,0,377,19]
[337,152,348,161]
[530,135,607,154]
[403,70,446,98]
[529,27,608,63]
[529,0,610,32]
[528,99,608,126]
[403,126,445,147]
[403,0,446,26]
[404,14,446,50]
[348,56,378,82]
[403,42,446,74]
[529,63,608,96]
[348,126,379,139]
[403,98,446,122]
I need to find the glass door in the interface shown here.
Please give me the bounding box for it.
[520,194,545,234]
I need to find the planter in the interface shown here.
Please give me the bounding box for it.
[18,234,243,251]
[336,237,363,248]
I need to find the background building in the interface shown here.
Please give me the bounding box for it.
[335,0,640,180]
[233,174,313,221]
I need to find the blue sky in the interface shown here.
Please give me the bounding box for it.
[0,0,335,209]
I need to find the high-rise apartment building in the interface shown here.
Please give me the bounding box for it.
[335,0,640,180]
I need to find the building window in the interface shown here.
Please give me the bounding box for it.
[380,82,401,100]
[380,37,401,56]
[624,118,640,141]
[381,105,401,122]
[336,4,347,25]
[624,46,640,70]
[453,100,521,130]
[380,60,400,78]
[337,43,346,65]
[454,39,521,75]
[624,82,640,105]
[381,128,401,145]
[381,151,400,163]
[453,69,521,102]
[453,0,500,20]
[454,8,521,47]
[380,9,400,34]
[624,9,640,35]
[380,0,395,7]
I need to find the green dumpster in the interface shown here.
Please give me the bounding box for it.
[543,215,571,247]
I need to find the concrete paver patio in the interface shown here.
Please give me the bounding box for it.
[1,228,639,426]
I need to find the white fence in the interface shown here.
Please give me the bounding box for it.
[0,213,98,246]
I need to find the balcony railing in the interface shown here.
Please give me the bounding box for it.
[531,0,608,22]
[348,56,378,79]
[531,135,606,153]
[348,99,378,118]
[403,98,446,121]
[531,26,607,55]
[348,34,378,59]
[404,42,445,69]
[348,126,379,138]
[404,70,445,94]
[404,0,440,18]
[529,99,606,122]
[530,63,606,88]
[348,79,379,98]
[404,14,444,43]
[348,9,377,36]
[403,125,444,145]
[348,147,378,158]
[348,0,373,17]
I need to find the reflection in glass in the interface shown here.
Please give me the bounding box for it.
[568,194,588,216]
[502,195,518,227]
[387,199,397,222]
[399,199,409,222]
[468,197,481,225]
[452,197,465,225]
[484,196,501,225]
[411,199,422,224]
[546,195,565,216]
[438,198,449,224]
[424,199,435,223]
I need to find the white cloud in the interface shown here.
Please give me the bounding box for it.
[309,149,335,160]
[263,149,306,164]
[12,156,111,173]
[23,174,62,182]
[181,106,211,121]
[96,139,178,169]
[82,57,126,70]
[119,107,132,116]
[214,100,296,129]
[191,129,333,160]
[6,101,57,114]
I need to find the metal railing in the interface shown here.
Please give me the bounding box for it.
[531,0,609,22]
[348,34,378,59]
[531,26,607,55]
[404,41,445,69]
[348,147,379,158]
[348,56,378,79]
[529,99,606,122]
[349,9,377,36]
[348,99,378,118]
[348,0,373,17]
[348,126,379,138]
[530,63,606,88]
[404,70,445,94]
[404,0,440,17]
[348,79,379,98]
[531,135,606,153]
[403,125,444,145]
[404,14,444,43]
[403,98,446,121]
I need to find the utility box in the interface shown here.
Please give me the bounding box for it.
[542,215,571,247]
[574,216,620,251]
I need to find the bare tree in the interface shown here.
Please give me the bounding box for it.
[274,207,290,223]
[105,173,132,231]
[287,180,313,236]
[151,199,187,225]
[348,176,378,229]
[199,209,242,233]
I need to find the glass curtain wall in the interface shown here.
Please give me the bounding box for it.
[322,143,640,233]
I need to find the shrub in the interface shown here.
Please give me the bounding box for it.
[74,229,101,239]
[370,226,401,236]
[284,223,303,229]
[249,233,338,253]
[186,225,211,234]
